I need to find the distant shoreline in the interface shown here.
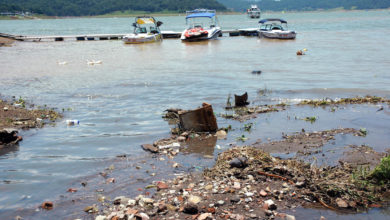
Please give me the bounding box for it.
[0,8,389,20]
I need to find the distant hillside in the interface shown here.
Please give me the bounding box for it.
[0,0,227,16]
[218,0,390,12]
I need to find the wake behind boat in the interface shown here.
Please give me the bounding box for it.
[123,16,163,44]
[257,18,297,39]
[181,9,221,42]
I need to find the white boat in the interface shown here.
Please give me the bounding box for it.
[181,9,221,42]
[257,18,297,39]
[247,5,261,19]
[123,16,163,44]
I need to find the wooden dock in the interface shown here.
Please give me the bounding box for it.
[1,29,259,42]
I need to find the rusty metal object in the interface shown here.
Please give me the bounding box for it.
[178,103,218,132]
[234,92,249,107]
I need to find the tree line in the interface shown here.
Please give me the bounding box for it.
[0,0,227,16]
[218,0,390,12]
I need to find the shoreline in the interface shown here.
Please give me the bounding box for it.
[0,8,389,20]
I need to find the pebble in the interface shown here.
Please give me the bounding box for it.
[260,189,268,197]
[188,195,202,204]
[231,195,241,203]
[216,200,225,206]
[264,199,277,210]
[233,182,241,189]
[183,203,198,214]
[127,199,136,206]
[198,213,212,220]
[336,198,348,208]
[204,185,213,190]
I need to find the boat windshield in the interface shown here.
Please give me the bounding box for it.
[260,22,287,31]
[133,17,160,34]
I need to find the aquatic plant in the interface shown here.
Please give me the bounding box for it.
[370,155,390,184]
[236,134,247,142]
[303,116,317,123]
[243,123,253,132]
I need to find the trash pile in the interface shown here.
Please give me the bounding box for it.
[94,144,389,220]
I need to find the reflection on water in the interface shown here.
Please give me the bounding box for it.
[182,135,217,156]
[0,10,390,218]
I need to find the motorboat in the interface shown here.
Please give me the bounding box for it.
[181,9,221,42]
[247,5,261,19]
[123,16,163,44]
[257,18,296,39]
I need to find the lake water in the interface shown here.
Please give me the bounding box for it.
[1,10,390,219]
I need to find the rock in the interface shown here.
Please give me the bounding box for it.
[264,199,277,210]
[204,185,213,190]
[277,213,296,220]
[231,195,241,203]
[295,181,305,188]
[41,201,53,210]
[198,213,212,220]
[127,199,136,206]
[84,205,97,213]
[141,144,159,153]
[0,129,22,146]
[216,200,225,206]
[142,198,155,205]
[167,204,178,211]
[233,182,241,189]
[157,181,168,190]
[216,130,227,139]
[183,203,198,214]
[158,203,167,213]
[336,198,348,208]
[188,195,201,204]
[260,189,268,197]
[177,136,186,142]
[113,196,129,205]
[229,157,248,168]
[245,192,254,197]
[137,212,150,220]
[95,215,107,220]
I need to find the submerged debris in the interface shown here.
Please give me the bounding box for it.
[234,92,249,107]
[299,96,390,107]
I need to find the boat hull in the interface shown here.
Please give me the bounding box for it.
[258,30,296,39]
[123,34,162,44]
[181,28,221,42]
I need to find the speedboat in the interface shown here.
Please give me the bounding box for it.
[181,9,221,42]
[123,16,163,44]
[257,18,297,39]
[247,5,261,19]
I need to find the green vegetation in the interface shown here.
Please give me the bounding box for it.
[370,155,390,184]
[303,116,317,123]
[0,0,227,16]
[218,0,390,12]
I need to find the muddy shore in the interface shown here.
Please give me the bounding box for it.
[2,96,389,220]
[0,98,61,149]
[0,36,14,47]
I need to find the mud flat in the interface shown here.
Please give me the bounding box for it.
[0,97,61,149]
